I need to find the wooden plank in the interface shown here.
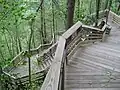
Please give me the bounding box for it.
[41,36,66,90]
[62,21,82,39]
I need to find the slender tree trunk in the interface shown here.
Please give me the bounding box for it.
[5,28,15,57]
[77,0,80,20]
[15,16,22,53]
[118,3,120,11]
[0,48,5,61]
[55,20,57,38]
[43,3,47,43]
[0,66,2,90]
[106,0,112,24]
[89,0,92,14]
[43,9,47,40]
[18,38,22,52]
[3,32,12,58]
[32,33,36,48]
[67,0,75,29]
[52,0,56,42]
[104,0,109,10]
[50,24,53,40]
[41,3,45,44]
[15,36,19,54]
[28,19,34,87]
[95,0,101,27]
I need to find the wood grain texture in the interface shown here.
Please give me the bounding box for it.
[65,17,120,90]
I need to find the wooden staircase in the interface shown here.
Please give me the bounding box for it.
[65,22,120,90]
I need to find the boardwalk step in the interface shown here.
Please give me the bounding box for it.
[74,53,120,70]
[65,83,120,88]
[65,88,120,90]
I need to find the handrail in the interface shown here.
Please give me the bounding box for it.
[41,19,108,90]
[41,37,66,90]
[3,40,54,74]
[109,10,120,25]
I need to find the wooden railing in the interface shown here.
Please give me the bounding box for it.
[41,20,108,90]
[3,40,56,79]
[3,10,118,89]
[109,10,120,25]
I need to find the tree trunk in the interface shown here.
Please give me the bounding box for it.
[89,0,92,14]
[118,3,120,11]
[52,0,56,42]
[67,0,75,29]
[95,0,101,27]
[77,0,80,20]
[0,48,5,62]
[106,0,112,24]
[3,31,12,58]
[43,5,47,42]
[28,19,34,87]
[104,0,109,10]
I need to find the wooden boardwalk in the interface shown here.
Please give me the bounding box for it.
[65,21,120,89]
[3,10,120,90]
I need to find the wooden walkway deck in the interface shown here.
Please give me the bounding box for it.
[3,10,120,90]
[65,21,120,89]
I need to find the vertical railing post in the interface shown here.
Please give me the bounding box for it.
[0,66,2,90]
[61,63,65,90]
[60,49,67,90]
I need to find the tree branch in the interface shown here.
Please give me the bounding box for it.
[36,0,44,12]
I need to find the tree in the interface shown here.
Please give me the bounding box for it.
[27,0,44,87]
[106,0,112,24]
[104,0,109,10]
[67,0,75,29]
[117,1,120,11]
[95,0,101,26]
